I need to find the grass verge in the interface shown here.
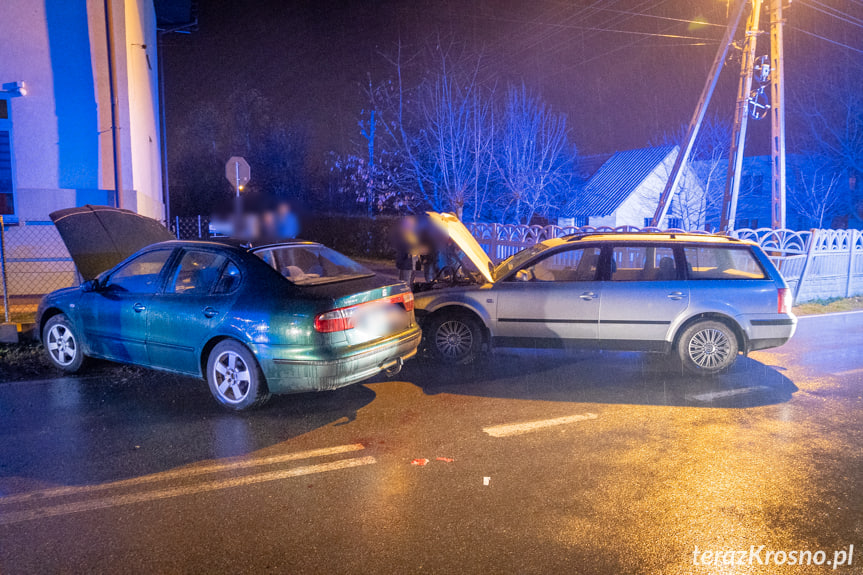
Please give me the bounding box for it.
[793,296,863,316]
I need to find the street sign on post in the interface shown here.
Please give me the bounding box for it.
[225,156,250,223]
[225,156,251,193]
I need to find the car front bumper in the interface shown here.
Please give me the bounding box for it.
[257,325,422,394]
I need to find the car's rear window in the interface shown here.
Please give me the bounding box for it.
[684,246,766,280]
[254,245,373,285]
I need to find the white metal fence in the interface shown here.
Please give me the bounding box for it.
[467,222,863,304]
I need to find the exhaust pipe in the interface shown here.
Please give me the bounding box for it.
[383,357,404,377]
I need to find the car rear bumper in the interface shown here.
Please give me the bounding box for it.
[258,325,422,394]
[744,314,797,352]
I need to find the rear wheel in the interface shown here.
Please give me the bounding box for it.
[677,320,739,376]
[206,340,271,411]
[426,312,484,365]
[43,314,85,373]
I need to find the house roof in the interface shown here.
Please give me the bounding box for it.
[561,146,676,217]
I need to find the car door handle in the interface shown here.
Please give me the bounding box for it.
[579,291,598,301]
[202,306,219,318]
[132,303,147,313]
[667,291,684,300]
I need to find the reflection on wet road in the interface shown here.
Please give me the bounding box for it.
[0,312,861,574]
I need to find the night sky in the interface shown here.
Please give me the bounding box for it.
[162,0,859,161]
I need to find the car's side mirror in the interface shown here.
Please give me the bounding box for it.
[515,269,532,282]
[80,279,100,293]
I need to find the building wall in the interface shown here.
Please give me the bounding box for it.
[608,157,706,230]
[0,0,162,223]
[1,0,164,295]
[123,0,164,221]
[579,150,706,231]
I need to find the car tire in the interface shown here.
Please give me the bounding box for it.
[426,312,484,365]
[43,314,86,373]
[206,340,271,411]
[677,320,739,376]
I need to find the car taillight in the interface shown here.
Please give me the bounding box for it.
[314,309,354,333]
[314,291,414,333]
[400,290,414,312]
[778,287,792,315]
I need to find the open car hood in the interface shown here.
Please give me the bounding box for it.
[425,212,495,283]
[50,205,175,281]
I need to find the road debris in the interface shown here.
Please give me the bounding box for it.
[483,477,490,486]
[435,457,454,463]
[411,458,429,466]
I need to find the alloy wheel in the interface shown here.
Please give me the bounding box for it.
[435,319,474,360]
[47,324,77,367]
[688,328,731,369]
[212,351,251,403]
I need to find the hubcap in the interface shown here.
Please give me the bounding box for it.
[688,328,731,369]
[435,320,473,360]
[46,324,77,366]
[213,351,251,403]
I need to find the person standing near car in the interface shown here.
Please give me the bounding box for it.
[392,215,422,285]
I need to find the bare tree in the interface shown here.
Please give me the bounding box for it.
[789,161,843,229]
[496,84,573,224]
[792,56,861,225]
[414,43,496,219]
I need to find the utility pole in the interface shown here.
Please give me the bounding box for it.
[769,0,787,229]
[721,0,764,231]
[651,0,748,228]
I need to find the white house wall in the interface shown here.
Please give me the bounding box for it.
[123,0,163,221]
[1,0,164,295]
[607,151,707,230]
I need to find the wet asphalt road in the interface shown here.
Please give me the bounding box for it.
[0,313,862,574]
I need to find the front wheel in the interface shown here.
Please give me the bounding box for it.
[677,320,739,376]
[43,314,86,373]
[426,312,484,365]
[206,340,271,411]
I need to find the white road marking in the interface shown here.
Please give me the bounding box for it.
[831,367,863,377]
[0,455,376,526]
[797,310,863,319]
[0,443,366,506]
[483,413,598,438]
[687,386,770,402]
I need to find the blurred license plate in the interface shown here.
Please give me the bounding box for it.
[354,303,409,337]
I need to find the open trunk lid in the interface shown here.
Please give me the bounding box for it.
[50,205,175,280]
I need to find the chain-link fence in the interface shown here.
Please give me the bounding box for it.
[171,215,211,240]
[0,216,78,323]
[0,215,211,324]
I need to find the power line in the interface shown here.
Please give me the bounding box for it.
[523,0,677,68]
[792,26,863,54]
[541,2,726,29]
[798,0,863,29]
[538,8,710,80]
[463,13,718,42]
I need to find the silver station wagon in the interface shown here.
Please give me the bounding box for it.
[414,213,797,375]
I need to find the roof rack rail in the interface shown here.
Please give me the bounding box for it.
[562,230,738,242]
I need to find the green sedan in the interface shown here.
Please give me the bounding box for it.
[37,206,420,410]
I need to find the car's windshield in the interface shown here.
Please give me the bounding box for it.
[493,242,553,280]
[254,245,373,285]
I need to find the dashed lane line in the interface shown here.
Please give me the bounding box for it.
[0,443,366,506]
[687,386,770,402]
[0,455,377,526]
[483,413,599,438]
